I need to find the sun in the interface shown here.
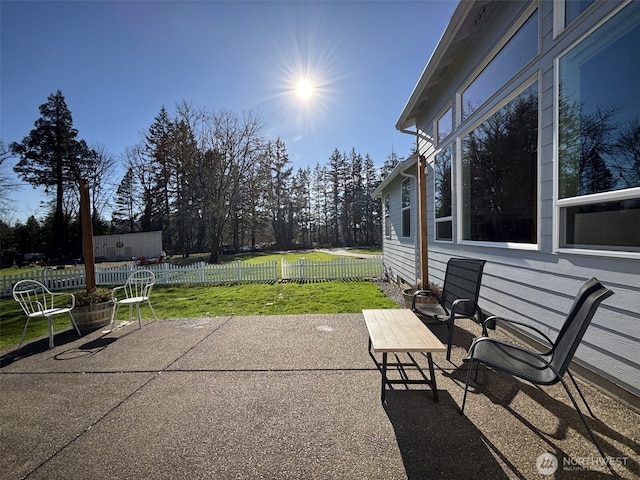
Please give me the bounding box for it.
[295,79,314,99]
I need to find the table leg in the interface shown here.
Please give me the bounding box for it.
[426,352,439,402]
[381,352,387,403]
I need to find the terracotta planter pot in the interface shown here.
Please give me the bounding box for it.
[72,300,115,334]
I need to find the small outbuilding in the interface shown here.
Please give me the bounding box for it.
[93,231,163,262]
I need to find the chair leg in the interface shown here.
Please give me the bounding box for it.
[47,316,54,349]
[446,318,454,361]
[135,303,142,329]
[68,313,81,337]
[147,300,158,321]
[559,376,612,473]
[567,370,596,419]
[460,358,475,414]
[110,303,120,332]
[19,318,31,348]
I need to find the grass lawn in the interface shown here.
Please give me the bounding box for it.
[1,250,393,350]
[0,280,398,350]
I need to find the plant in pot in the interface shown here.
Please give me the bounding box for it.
[71,287,115,333]
[402,280,443,309]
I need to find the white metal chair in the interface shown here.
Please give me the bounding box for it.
[13,280,81,349]
[110,269,158,330]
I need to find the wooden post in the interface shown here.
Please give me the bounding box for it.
[80,179,96,290]
[417,155,429,287]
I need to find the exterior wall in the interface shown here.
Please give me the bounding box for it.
[93,231,163,262]
[404,0,639,401]
[378,165,420,287]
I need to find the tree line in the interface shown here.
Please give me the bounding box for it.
[1,91,405,265]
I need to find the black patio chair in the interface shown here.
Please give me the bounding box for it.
[411,258,486,360]
[460,277,614,469]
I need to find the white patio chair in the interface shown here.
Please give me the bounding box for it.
[110,269,158,330]
[13,279,81,349]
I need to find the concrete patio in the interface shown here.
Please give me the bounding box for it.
[1,314,638,479]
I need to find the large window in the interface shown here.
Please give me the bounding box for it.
[461,82,538,243]
[557,1,640,252]
[434,145,452,241]
[462,10,538,121]
[401,178,411,238]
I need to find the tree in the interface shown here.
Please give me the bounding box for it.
[111,166,140,232]
[11,90,95,256]
[0,141,18,217]
[181,107,264,263]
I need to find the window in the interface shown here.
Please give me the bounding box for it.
[434,145,453,241]
[384,194,391,239]
[462,10,538,121]
[401,178,411,238]
[565,0,595,27]
[437,107,452,143]
[461,82,538,243]
[557,1,640,252]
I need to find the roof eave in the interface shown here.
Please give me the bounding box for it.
[395,1,476,132]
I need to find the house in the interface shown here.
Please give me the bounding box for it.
[375,0,639,407]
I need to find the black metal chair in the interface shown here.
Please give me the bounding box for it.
[461,277,614,469]
[411,258,486,360]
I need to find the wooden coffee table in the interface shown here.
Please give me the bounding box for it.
[363,309,446,402]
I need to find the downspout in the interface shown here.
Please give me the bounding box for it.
[399,126,429,288]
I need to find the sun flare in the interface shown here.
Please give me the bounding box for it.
[295,79,314,99]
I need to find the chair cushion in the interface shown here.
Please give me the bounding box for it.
[467,338,559,385]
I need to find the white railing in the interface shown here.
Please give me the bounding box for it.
[1,256,384,297]
[281,256,384,281]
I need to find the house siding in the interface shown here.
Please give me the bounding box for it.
[392,0,639,402]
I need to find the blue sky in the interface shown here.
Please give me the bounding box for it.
[1,0,457,223]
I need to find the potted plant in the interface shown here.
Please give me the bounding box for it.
[71,287,115,333]
[402,281,443,309]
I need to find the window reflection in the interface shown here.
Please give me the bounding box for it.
[437,108,452,143]
[565,0,595,27]
[462,11,538,121]
[558,2,640,198]
[435,145,452,241]
[462,83,538,243]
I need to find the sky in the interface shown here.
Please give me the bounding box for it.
[1,0,458,224]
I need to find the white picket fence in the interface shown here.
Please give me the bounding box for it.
[0,256,384,297]
[281,256,384,281]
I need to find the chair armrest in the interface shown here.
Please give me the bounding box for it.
[481,316,554,347]
[449,298,480,320]
[111,285,126,300]
[51,291,75,309]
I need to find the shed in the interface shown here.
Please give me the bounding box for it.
[93,231,163,262]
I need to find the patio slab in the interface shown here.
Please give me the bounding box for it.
[0,314,638,479]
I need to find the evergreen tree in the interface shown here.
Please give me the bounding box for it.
[111,167,140,233]
[11,90,95,256]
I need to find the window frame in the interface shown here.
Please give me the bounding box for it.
[383,193,391,239]
[458,4,539,126]
[433,144,453,243]
[401,178,411,238]
[553,1,640,258]
[456,74,541,250]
